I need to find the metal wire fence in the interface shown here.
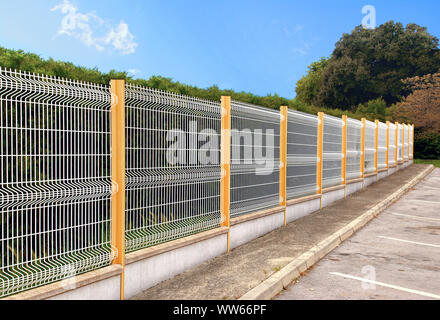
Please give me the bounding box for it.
[0,67,416,298]
[124,84,222,252]
[377,122,387,170]
[0,68,115,298]
[389,122,397,166]
[409,125,413,158]
[286,110,318,199]
[322,114,343,188]
[403,124,409,161]
[230,101,280,217]
[397,123,403,162]
[346,118,362,180]
[364,120,376,174]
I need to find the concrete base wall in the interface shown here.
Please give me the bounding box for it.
[346,181,363,196]
[286,198,321,223]
[378,170,388,180]
[398,163,404,170]
[230,211,284,250]
[322,188,345,208]
[388,166,397,175]
[48,274,121,300]
[124,233,228,299]
[364,175,377,187]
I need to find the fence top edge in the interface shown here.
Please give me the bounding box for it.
[0,66,110,92]
[231,100,281,118]
[125,83,221,108]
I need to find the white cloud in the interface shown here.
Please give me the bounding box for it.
[127,68,141,76]
[294,24,304,33]
[292,42,312,56]
[104,21,137,55]
[51,0,138,55]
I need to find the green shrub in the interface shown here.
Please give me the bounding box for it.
[414,133,440,159]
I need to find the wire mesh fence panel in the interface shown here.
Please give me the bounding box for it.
[377,122,387,170]
[322,114,343,188]
[346,118,362,181]
[397,124,403,162]
[389,123,396,166]
[0,68,115,298]
[230,101,280,217]
[409,125,413,157]
[403,124,409,161]
[286,110,318,200]
[364,120,376,174]
[124,84,222,253]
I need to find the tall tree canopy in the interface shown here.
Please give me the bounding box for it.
[297,21,440,110]
[392,72,440,134]
[295,57,328,106]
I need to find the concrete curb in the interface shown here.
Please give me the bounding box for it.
[239,165,435,300]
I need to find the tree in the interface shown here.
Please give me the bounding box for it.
[391,72,440,159]
[295,57,328,105]
[311,21,440,110]
[355,97,388,122]
[391,72,440,134]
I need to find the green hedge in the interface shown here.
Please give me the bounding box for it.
[414,133,440,159]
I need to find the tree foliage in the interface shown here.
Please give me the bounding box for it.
[295,57,328,106]
[391,72,440,159]
[355,97,388,122]
[300,21,440,110]
[391,72,440,135]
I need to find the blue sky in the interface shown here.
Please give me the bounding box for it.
[0,0,439,98]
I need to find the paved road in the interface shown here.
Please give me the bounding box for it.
[277,168,440,300]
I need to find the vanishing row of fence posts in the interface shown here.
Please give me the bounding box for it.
[0,70,414,299]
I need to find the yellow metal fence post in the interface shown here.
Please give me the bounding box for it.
[317,112,324,207]
[280,106,288,225]
[402,123,406,163]
[386,121,390,169]
[361,118,366,179]
[375,120,379,179]
[395,122,399,165]
[342,115,347,197]
[412,124,415,159]
[407,124,410,160]
[221,96,231,252]
[110,79,126,300]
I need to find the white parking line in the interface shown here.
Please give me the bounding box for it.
[329,272,440,299]
[378,236,440,248]
[388,212,440,222]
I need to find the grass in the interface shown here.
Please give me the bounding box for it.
[414,159,440,168]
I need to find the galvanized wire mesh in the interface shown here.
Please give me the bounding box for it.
[286,110,318,199]
[377,122,387,170]
[346,118,362,180]
[230,101,280,217]
[322,114,343,188]
[124,84,222,253]
[0,68,115,298]
[403,124,409,160]
[389,123,397,166]
[397,124,403,162]
[364,120,376,174]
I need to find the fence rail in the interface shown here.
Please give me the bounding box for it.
[0,68,415,298]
